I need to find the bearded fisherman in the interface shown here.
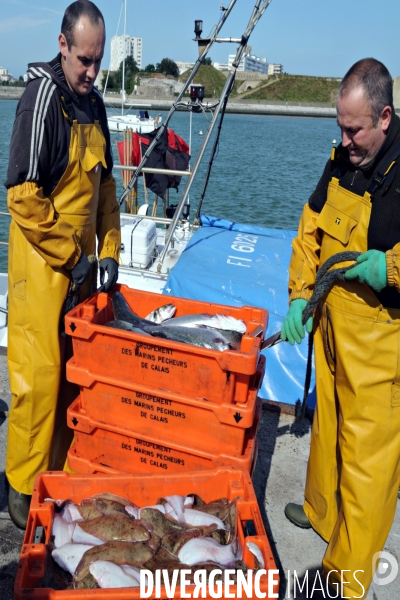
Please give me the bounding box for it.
[4,0,120,528]
[281,57,400,598]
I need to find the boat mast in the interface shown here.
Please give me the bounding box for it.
[155,0,273,272]
[118,0,238,209]
[118,0,273,274]
[121,0,127,116]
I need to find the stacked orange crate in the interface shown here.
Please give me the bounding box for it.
[64,284,268,476]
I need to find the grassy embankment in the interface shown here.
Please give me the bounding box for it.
[181,66,340,103]
[246,74,340,103]
[180,66,229,98]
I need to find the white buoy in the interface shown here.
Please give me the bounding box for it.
[199,130,203,135]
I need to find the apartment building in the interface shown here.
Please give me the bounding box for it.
[110,35,143,71]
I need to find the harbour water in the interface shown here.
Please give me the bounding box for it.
[0,99,339,272]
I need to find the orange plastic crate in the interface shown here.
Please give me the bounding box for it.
[67,397,262,476]
[66,355,265,456]
[64,285,268,404]
[67,436,259,479]
[15,468,278,599]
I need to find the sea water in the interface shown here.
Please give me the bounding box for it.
[0,99,340,273]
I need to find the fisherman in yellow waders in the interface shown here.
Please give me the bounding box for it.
[281,58,400,598]
[4,1,120,529]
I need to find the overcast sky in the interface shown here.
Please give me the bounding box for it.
[1,0,400,80]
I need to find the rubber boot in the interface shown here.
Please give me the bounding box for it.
[8,484,32,529]
[284,502,311,528]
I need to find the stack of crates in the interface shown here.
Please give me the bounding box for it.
[64,284,268,477]
[14,285,278,600]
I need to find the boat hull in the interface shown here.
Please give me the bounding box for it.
[107,116,159,134]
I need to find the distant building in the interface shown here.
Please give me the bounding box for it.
[176,61,195,75]
[268,63,283,75]
[228,53,267,74]
[213,62,230,72]
[0,67,11,82]
[110,35,142,71]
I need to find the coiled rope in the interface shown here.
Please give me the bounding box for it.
[298,251,362,420]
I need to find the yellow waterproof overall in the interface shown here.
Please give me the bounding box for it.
[6,115,109,495]
[303,177,400,597]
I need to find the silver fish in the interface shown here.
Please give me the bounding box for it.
[197,325,243,350]
[145,304,177,323]
[105,320,151,335]
[246,541,265,569]
[144,323,232,351]
[112,291,157,328]
[163,313,246,334]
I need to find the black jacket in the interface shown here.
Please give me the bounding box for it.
[309,112,400,308]
[5,54,113,196]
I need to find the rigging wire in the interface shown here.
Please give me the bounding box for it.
[102,0,124,108]
[194,1,272,221]
[194,75,234,224]
[118,0,239,208]
[117,0,274,273]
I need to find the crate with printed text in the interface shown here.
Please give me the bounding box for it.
[64,285,268,405]
[66,397,262,476]
[66,354,265,456]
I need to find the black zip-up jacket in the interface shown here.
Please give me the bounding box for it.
[5,54,113,196]
[309,112,400,308]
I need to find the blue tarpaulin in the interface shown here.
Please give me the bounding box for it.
[163,215,316,408]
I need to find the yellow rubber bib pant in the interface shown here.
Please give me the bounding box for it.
[302,178,400,597]
[6,119,108,495]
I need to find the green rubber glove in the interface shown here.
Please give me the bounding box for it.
[344,249,387,292]
[281,298,313,346]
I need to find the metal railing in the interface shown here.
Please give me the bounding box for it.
[114,164,191,178]
[0,162,190,248]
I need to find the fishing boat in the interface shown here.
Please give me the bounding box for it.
[107,109,161,133]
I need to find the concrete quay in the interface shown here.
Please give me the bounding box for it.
[105,96,338,118]
[4,88,400,118]
[0,87,338,117]
[0,87,24,100]
[0,349,399,599]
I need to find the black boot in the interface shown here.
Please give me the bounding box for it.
[8,484,31,529]
[284,502,311,528]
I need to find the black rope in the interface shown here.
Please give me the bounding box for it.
[297,331,314,421]
[297,251,362,420]
[301,251,362,324]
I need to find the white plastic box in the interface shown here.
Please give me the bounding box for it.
[120,217,157,268]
